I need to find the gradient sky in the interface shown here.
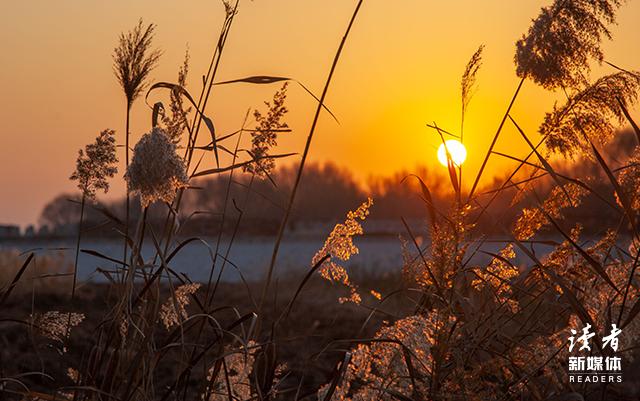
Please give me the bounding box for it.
[2,0,640,227]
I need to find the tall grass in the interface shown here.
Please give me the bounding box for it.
[113,19,161,275]
[2,0,640,400]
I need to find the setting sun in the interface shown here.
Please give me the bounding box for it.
[437,139,467,167]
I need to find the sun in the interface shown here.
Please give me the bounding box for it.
[437,139,467,167]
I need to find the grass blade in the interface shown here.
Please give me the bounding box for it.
[146,81,219,166]
[401,174,437,229]
[191,152,295,178]
[541,209,620,293]
[321,352,352,401]
[214,76,339,123]
[0,253,34,306]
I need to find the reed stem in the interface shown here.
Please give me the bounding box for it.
[123,105,131,272]
[467,77,525,202]
[258,0,366,313]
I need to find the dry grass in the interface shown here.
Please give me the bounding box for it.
[0,249,72,297]
[2,0,640,400]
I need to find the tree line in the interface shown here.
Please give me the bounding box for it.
[37,130,636,238]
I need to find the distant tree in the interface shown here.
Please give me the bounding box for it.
[24,225,36,237]
[39,194,83,231]
[39,193,108,235]
[288,162,365,222]
[42,142,637,237]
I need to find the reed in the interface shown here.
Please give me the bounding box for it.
[3,0,640,400]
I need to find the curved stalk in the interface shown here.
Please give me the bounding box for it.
[258,0,366,312]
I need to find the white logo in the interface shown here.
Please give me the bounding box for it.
[567,324,623,383]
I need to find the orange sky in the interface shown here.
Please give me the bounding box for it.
[2,0,640,227]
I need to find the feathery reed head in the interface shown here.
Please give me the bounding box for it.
[70,129,118,201]
[318,314,444,400]
[162,49,192,144]
[515,0,623,90]
[160,283,200,330]
[113,19,162,107]
[618,147,640,210]
[222,0,236,18]
[541,71,640,157]
[312,197,373,304]
[461,44,484,115]
[32,311,85,343]
[125,127,189,207]
[202,340,257,401]
[513,183,588,241]
[244,83,289,177]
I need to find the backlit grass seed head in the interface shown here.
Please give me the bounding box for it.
[67,367,80,384]
[126,127,189,207]
[472,244,519,310]
[70,129,118,201]
[203,341,257,401]
[319,314,446,400]
[515,0,623,90]
[628,236,640,257]
[160,283,200,330]
[404,206,472,290]
[162,49,191,144]
[312,197,373,304]
[541,71,640,158]
[222,0,236,18]
[547,230,639,332]
[619,149,640,209]
[461,44,484,118]
[113,19,161,107]
[513,183,588,241]
[244,83,289,177]
[541,225,582,290]
[32,311,85,342]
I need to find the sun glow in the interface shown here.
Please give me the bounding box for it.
[437,139,467,167]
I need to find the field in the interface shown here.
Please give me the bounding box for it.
[2,1,640,400]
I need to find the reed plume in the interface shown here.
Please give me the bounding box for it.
[32,311,85,343]
[162,49,192,144]
[113,19,162,108]
[202,341,257,401]
[70,129,118,201]
[125,127,189,207]
[113,19,161,268]
[159,282,200,330]
[312,197,373,304]
[513,183,588,241]
[69,129,118,300]
[540,71,640,157]
[515,0,623,90]
[244,83,289,177]
[318,314,449,400]
[461,44,484,137]
[618,147,640,209]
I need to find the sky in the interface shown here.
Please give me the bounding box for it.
[1,0,640,227]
